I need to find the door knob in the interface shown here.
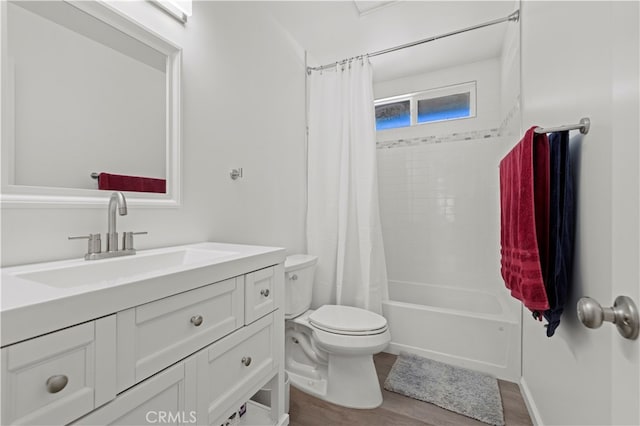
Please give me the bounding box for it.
[577,296,639,340]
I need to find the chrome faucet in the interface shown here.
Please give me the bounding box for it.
[107,191,128,252]
[69,191,147,260]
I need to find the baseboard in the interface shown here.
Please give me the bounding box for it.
[277,413,290,426]
[519,377,544,426]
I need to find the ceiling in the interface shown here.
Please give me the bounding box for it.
[261,1,517,82]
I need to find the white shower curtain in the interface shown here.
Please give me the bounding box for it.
[306,57,389,314]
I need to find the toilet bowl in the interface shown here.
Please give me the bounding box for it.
[284,255,391,409]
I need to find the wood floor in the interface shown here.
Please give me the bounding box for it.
[288,352,533,426]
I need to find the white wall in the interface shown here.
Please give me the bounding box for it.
[8,2,166,189]
[610,3,640,423]
[0,1,307,267]
[520,2,639,425]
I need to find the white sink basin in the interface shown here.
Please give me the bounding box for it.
[13,247,237,289]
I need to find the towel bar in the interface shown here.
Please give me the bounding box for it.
[534,117,590,135]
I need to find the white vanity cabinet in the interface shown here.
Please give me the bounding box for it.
[73,359,197,426]
[1,244,287,426]
[197,312,276,425]
[76,310,280,426]
[84,265,285,426]
[245,267,277,324]
[0,316,117,425]
[115,277,245,391]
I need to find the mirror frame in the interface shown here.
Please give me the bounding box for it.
[0,0,182,208]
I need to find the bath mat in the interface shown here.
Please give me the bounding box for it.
[384,352,505,426]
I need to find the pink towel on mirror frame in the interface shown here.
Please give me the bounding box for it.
[499,126,550,312]
[98,173,166,194]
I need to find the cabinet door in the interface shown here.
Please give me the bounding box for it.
[197,313,276,425]
[1,316,116,425]
[117,277,244,391]
[245,267,276,324]
[73,358,197,426]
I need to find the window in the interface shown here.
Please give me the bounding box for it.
[375,82,476,131]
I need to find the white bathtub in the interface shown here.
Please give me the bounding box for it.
[381,281,521,382]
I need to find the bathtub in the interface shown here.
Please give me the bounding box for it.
[381,281,521,382]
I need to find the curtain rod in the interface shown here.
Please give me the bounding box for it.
[307,10,520,73]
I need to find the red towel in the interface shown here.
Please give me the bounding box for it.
[499,127,550,312]
[98,173,166,193]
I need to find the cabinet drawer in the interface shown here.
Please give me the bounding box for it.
[117,278,244,390]
[197,313,276,425]
[245,267,276,324]
[73,359,196,426]
[1,317,116,425]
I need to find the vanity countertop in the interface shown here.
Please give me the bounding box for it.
[0,242,285,347]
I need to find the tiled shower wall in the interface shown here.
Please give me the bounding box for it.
[377,136,510,294]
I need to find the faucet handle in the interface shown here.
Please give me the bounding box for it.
[123,231,147,251]
[69,234,102,255]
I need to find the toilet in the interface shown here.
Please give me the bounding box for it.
[284,254,391,409]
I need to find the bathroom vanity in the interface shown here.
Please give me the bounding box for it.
[0,242,288,426]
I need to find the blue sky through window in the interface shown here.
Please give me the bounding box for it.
[375,100,410,131]
[375,84,474,131]
[417,93,470,124]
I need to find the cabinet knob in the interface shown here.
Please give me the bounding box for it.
[241,356,252,367]
[260,288,270,297]
[290,274,298,281]
[190,315,203,327]
[46,375,69,393]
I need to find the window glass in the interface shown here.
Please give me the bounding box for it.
[375,82,476,132]
[375,100,410,130]
[417,92,471,123]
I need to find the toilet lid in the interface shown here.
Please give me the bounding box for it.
[308,305,388,335]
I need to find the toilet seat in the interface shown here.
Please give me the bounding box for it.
[308,305,388,336]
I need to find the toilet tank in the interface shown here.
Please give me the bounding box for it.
[284,254,318,318]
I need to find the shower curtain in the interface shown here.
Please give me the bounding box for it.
[306,57,389,314]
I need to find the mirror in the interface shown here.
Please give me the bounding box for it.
[1,0,181,207]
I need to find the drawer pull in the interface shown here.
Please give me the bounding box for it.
[46,375,68,393]
[241,356,252,367]
[260,288,270,297]
[290,274,298,281]
[190,315,203,327]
